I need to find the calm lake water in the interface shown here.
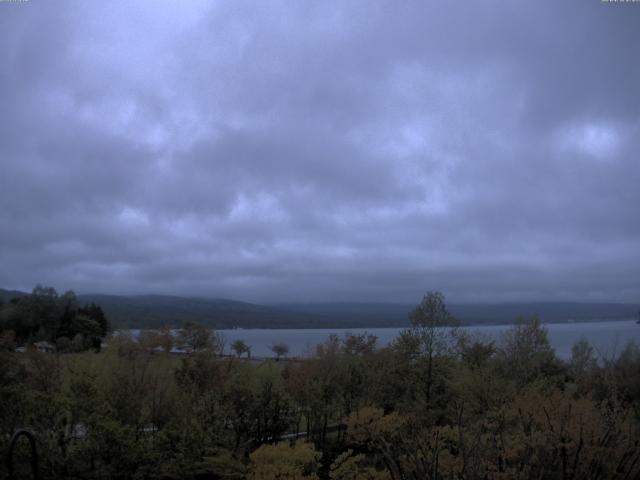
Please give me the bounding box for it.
[216,320,640,360]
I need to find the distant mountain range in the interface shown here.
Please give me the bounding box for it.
[1,288,638,329]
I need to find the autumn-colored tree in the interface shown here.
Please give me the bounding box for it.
[4,293,640,480]
[345,407,465,480]
[330,450,391,480]
[179,321,218,353]
[501,391,640,479]
[249,441,321,480]
[341,333,377,356]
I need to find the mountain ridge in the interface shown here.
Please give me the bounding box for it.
[2,288,638,329]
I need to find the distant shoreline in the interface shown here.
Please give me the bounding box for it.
[221,316,638,330]
[3,288,637,330]
[118,319,640,360]
[120,317,638,332]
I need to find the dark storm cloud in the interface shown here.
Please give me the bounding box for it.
[1,0,639,302]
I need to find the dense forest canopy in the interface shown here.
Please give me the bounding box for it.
[2,291,640,479]
[0,285,110,352]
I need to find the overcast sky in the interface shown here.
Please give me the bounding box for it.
[1,0,639,303]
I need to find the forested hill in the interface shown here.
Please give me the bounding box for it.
[74,294,334,329]
[1,288,638,329]
[0,289,29,302]
[275,302,640,327]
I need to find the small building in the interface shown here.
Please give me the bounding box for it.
[170,346,193,355]
[33,341,56,353]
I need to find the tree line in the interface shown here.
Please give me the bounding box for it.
[1,291,640,479]
[0,285,110,352]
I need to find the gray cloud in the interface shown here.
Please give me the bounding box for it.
[1,0,639,303]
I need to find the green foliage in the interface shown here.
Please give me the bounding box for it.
[495,314,559,385]
[178,320,219,353]
[610,340,640,405]
[2,292,640,480]
[391,291,460,409]
[232,338,252,358]
[0,285,110,351]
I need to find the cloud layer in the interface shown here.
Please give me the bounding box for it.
[1,0,639,303]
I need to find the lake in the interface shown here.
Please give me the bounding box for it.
[215,319,640,360]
